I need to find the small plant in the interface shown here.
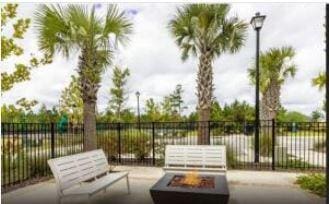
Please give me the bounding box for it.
[296,173,326,197]
[131,132,151,161]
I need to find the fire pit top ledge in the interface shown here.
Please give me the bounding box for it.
[150,173,229,195]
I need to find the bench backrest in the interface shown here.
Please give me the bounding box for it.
[48,149,108,192]
[165,145,226,171]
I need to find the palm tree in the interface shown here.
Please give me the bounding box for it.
[312,72,325,91]
[168,4,247,144]
[248,46,297,121]
[35,4,132,150]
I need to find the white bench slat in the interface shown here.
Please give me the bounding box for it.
[48,149,130,203]
[164,145,227,173]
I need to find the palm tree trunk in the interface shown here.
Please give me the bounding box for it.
[259,81,281,156]
[78,48,99,151]
[197,51,213,145]
[83,100,97,151]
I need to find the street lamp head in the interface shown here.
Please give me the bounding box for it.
[135,91,140,97]
[250,12,266,30]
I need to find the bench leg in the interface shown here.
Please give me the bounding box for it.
[126,176,131,194]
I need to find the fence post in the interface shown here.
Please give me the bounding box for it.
[51,123,55,158]
[118,123,121,163]
[271,119,275,170]
[152,122,155,166]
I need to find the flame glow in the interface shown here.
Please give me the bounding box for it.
[182,171,201,186]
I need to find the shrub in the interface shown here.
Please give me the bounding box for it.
[130,132,151,161]
[296,173,326,197]
[97,133,119,161]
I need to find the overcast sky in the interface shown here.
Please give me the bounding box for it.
[1,3,325,116]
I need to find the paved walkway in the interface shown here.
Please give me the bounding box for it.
[2,166,325,204]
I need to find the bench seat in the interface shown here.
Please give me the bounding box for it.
[63,171,129,196]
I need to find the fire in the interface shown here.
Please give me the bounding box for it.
[182,170,201,186]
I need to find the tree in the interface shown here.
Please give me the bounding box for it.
[221,100,254,122]
[59,75,83,123]
[169,84,186,116]
[169,4,247,144]
[248,46,297,121]
[16,98,38,113]
[1,3,51,93]
[312,72,325,91]
[108,66,130,121]
[144,98,161,121]
[210,100,222,121]
[278,111,309,122]
[35,4,133,151]
[311,110,323,122]
[312,72,326,112]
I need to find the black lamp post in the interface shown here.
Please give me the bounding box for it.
[136,91,141,128]
[250,12,266,163]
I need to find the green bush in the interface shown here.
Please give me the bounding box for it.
[126,132,152,161]
[97,133,119,161]
[296,173,326,197]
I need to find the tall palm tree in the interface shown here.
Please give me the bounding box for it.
[248,46,297,121]
[35,4,132,151]
[312,72,325,91]
[168,4,247,144]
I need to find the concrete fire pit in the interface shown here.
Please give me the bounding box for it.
[150,173,229,204]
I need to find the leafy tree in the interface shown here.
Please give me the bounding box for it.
[210,100,222,121]
[221,100,254,122]
[59,75,83,123]
[108,66,130,121]
[311,110,323,122]
[312,72,326,112]
[120,109,135,122]
[1,104,23,122]
[161,96,174,121]
[144,98,161,122]
[187,111,198,122]
[1,3,51,93]
[312,72,325,91]
[278,111,309,122]
[16,98,38,113]
[248,46,297,121]
[35,4,133,151]
[169,84,186,116]
[169,4,247,144]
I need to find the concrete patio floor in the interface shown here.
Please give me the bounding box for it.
[2,166,325,204]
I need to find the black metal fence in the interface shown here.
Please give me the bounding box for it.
[1,120,326,191]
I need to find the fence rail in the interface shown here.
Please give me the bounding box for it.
[1,120,326,191]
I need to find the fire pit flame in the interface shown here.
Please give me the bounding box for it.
[182,171,201,186]
[168,171,215,188]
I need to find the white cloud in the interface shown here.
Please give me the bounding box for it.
[1,3,325,116]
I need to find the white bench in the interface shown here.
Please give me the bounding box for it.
[48,149,130,204]
[163,145,227,173]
